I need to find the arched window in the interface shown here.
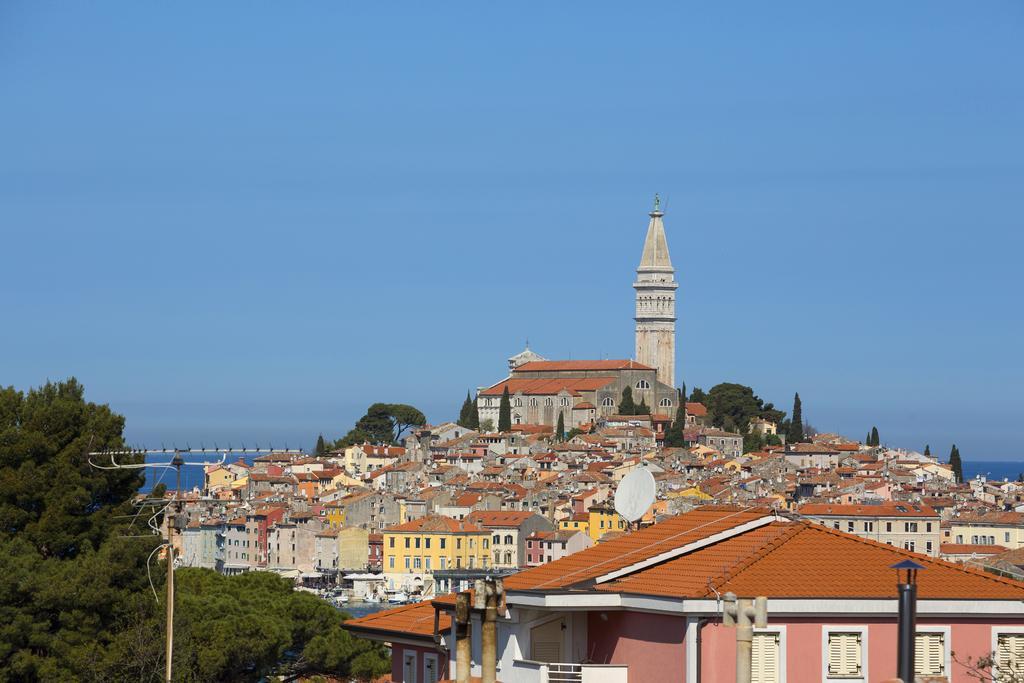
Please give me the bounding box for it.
[494,550,501,563]
[559,397,569,407]
[659,398,673,407]
[493,534,500,545]
[514,398,522,407]
[544,397,553,407]
[485,398,493,407]
[504,551,513,565]
[635,380,651,390]
[504,534,513,545]
[529,398,538,408]
[601,397,614,407]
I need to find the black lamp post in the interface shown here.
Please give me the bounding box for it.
[892,559,925,683]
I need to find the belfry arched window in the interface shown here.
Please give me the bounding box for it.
[635,380,651,390]
[601,397,614,407]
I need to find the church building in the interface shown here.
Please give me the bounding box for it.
[477,198,679,430]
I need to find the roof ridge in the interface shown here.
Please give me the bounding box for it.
[704,522,804,596]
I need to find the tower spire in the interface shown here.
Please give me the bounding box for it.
[633,196,678,387]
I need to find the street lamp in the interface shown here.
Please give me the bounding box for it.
[891,559,925,683]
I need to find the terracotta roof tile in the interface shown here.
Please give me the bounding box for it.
[514,359,654,372]
[343,600,449,638]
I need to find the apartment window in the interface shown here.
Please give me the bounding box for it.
[389,556,395,569]
[403,650,417,683]
[864,521,874,532]
[425,538,431,549]
[493,534,501,545]
[413,557,421,569]
[926,541,933,554]
[390,537,395,548]
[440,557,447,569]
[926,522,932,533]
[886,522,892,532]
[995,631,1024,680]
[405,537,410,549]
[1006,532,1012,543]
[972,535,979,544]
[905,522,918,533]
[424,653,439,683]
[456,539,462,550]
[833,522,840,530]
[847,521,854,533]
[752,631,781,683]
[504,534,513,545]
[904,541,915,552]
[483,538,489,549]
[825,628,866,680]
[915,629,948,677]
[415,537,421,549]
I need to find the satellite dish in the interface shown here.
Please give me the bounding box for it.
[615,466,657,523]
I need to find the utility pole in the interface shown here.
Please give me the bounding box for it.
[722,592,768,683]
[89,446,301,683]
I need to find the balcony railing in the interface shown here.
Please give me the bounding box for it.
[508,660,627,683]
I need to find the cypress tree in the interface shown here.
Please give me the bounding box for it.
[664,389,687,447]
[498,386,512,433]
[315,433,327,456]
[620,387,636,415]
[555,411,565,442]
[865,433,871,447]
[786,392,804,443]
[870,426,880,447]
[924,444,930,457]
[636,397,650,415]
[949,444,963,483]
[458,391,475,428]
[468,393,480,430]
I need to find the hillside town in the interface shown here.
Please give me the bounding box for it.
[157,202,1024,682]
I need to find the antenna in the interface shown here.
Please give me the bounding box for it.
[89,445,296,683]
[614,464,657,526]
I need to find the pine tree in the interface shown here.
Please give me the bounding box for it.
[458,391,475,428]
[924,444,930,456]
[315,433,327,456]
[786,392,804,443]
[619,387,636,415]
[949,444,963,483]
[870,426,880,447]
[498,386,512,433]
[555,411,565,442]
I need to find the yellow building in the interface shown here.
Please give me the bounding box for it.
[323,503,345,529]
[342,443,404,476]
[559,513,591,537]
[948,511,1024,550]
[587,505,628,541]
[382,515,491,591]
[205,465,235,490]
[668,486,713,501]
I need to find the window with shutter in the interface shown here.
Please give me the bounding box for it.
[997,634,1024,681]
[752,632,780,683]
[914,632,944,676]
[827,632,862,677]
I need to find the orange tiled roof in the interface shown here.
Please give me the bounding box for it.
[505,506,771,591]
[466,510,541,527]
[798,502,938,518]
[343,600,449,639]
[385,514,484,534]
[479,377,616,397]
[514,359,654,372]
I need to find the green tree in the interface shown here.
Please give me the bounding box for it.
[635,397,650,415]
[689,387,707,405]
[315,433,327,456]
[743,431,765,454]
[336,403,427,447]
[619,387,636,415]
[870,426,880,447]
[498,386,512,433]
[949,444,963,483]
[924,444,931,456]
[555,411,565,441]
[458,391,476,429]
[663,387,687,448]
[467,393,480,430]
[786,393,804,443]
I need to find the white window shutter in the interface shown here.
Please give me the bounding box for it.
[827,632,862,677]
[998,634,1024,680]
[914,632,944,675]
[752,632,780,683]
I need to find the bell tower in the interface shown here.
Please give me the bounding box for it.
[633,195,677,387]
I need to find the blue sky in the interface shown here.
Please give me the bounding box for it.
[2,2,1022,460]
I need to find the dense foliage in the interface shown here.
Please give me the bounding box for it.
[0,380,390,682]
[663,386,687,448]
[704,383,785,435]
[173,569,389,682]
[498,386,511,433]
[336,402,427,447]
[457,391,479,430]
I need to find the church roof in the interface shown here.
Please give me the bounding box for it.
[638,207,673,271]
[514,359,654,372]
[480,377,616,397]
